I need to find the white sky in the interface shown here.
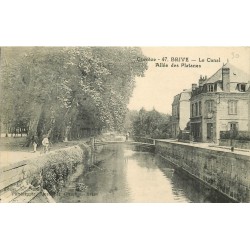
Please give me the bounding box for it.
[128,47,250,114]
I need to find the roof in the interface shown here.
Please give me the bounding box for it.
[205,62,250,84]
[172,93,181,105]
[180,91,191,101]
[172,89,191,105]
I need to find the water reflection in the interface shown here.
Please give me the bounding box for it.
[56,144,232,203]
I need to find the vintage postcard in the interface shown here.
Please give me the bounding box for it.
[0,46,249,203]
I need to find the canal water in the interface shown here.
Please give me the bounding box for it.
[56,144,232,203]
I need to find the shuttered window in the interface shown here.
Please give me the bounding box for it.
[228,101,237,115]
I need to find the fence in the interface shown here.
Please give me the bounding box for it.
[219,130,250,149]
[220,131,250,141]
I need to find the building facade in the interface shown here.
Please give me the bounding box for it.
[190,62,250,143]
[248,89,250,132]
[171,89,191,138]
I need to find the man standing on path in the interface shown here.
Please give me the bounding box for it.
[126,132,130,141]
[32,135,39,153]
[42,135,49,154]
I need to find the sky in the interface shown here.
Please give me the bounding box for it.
[128,47,250,114]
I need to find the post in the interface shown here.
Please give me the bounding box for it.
[230,128,234,152]
[90,137,95,166]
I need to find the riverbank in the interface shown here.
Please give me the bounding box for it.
[2,137,250,203]
[155,140,250,202]
[0,139,90,203]
[0,137,90,169]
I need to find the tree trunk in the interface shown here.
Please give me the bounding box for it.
[47,120,55,140]
[64,125,71,142]
[25,103,43,146]
[61,100,78,142]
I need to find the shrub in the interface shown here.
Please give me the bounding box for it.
[220,131,250,141]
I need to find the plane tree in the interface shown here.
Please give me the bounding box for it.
[0,47,147,145]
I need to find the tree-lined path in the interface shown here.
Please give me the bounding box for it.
[0,47,147,146]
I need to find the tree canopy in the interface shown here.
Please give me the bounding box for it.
[131,108,171,139]
[0,47,147,144]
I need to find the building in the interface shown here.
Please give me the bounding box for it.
[171,89,191,138]
[190,62,250,143]
[248,89,250,132]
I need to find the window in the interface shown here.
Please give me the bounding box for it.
[228,101,237,115]
[228,122,238,135]
[191,104,194,117]
[238,84,246,92]
[195,103,198,116]
[199,101,202,116]
[229,122,238,131]
[207,123,213,139]
[206,100,214,113]
[208,84,214,92]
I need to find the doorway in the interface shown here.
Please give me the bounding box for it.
[207,123,213,141]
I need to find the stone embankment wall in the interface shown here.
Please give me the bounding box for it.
[155,141,250,202]
[0,143,90,203]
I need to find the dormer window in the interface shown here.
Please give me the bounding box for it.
[238,83,246,92]
[207,84,216,92]
[208,84,213,92]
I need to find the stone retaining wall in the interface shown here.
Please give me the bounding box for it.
[0,143,90,202]
[155,141,250,202]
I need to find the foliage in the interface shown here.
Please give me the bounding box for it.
[177,130,190,142]
[0,47,147,144]
[132,108,171,139]
[42,163,70,196]
[220,131,250,141]
[123,109,139,133]
[184,121,190,131]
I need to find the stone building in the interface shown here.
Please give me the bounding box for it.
[190,62,250,143]
[248,89,250,132]
[171,89,191,138]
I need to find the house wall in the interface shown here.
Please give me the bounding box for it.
[191,92,249,143]
[216,94,249,143]
[171,96,179,138]
[171,121,179,138]
[171,91,191,138]
[248,92,250,132]
[201,94,217,142]
[179,100,190,130]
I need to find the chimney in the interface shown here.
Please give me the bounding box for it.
[198,75,207,87]
[222,67,230,92]
[192,83,197,91]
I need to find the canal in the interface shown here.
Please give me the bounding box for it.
[56,144,232,203]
